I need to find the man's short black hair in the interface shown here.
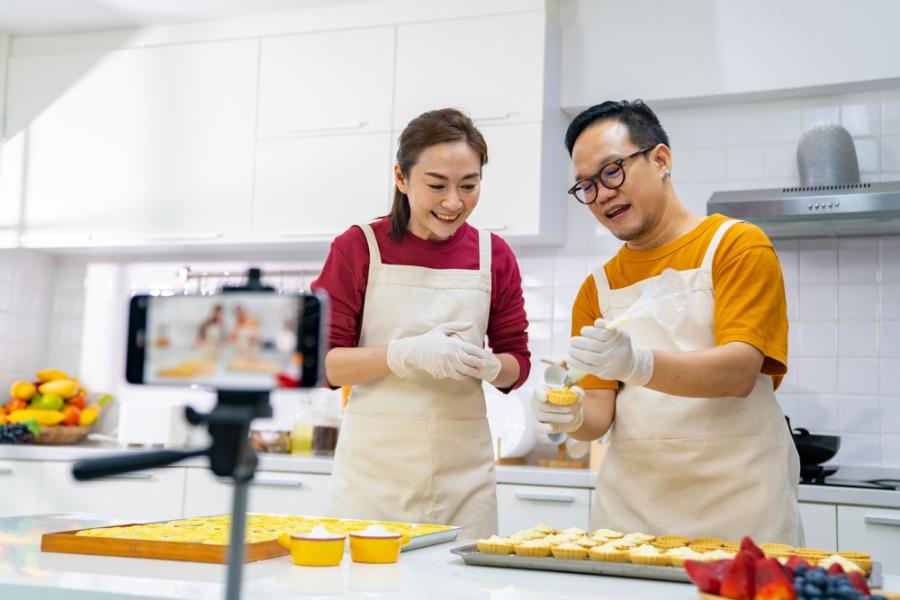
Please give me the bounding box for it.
[565,100,670,156]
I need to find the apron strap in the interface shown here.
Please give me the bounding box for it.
[701,219,741,271]
[477,229,492,274]
[357,223,383,276]
[592,265,613,317]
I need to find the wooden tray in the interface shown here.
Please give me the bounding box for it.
[41,524,285,564]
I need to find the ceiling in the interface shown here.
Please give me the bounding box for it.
[0,0,376,35]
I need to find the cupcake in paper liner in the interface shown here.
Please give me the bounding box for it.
[476,535,514,555]
[551,542,588,560]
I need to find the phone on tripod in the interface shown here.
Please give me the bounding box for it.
[125,290,327,390]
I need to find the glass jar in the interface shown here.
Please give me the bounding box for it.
[311,394,341,456]
[291,397,314,456]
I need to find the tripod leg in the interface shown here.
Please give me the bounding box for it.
[225,479,250,600]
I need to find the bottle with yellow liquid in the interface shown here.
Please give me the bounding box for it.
[291,398,314,455]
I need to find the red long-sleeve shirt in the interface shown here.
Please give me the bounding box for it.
[311,217,530,391]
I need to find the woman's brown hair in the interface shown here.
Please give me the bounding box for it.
[390,108,488,241]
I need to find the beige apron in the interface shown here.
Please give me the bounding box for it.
[327,223,498,538]
[591,220,803,545]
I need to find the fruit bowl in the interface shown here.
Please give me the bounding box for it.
[33,425,90,445]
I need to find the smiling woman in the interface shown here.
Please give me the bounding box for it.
[310,108,531,539]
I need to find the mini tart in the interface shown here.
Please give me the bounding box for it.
[628,544,671,566]
[531,522,557,535]
[514,539,551,558]
[688,542,722,553]
[561,527,587,537]
[591,528,624,540]
[722,540,741,552]
[546,388,579,406]
[622,532,656,544]
[654,535,689,546]
[819,554,864,574]
[836,552,872,574]
[476,535,514,555]
[572,536,598,548]
[666,547,706,568]
[588,544,629,563]
[543,533,576,545]
[689,537,724,547]
[551,542,588,560]
[760,543,793,553]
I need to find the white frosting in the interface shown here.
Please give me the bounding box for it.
[296,525,343,539]
[353,525,398,538]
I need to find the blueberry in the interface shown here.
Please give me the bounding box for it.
[803,583,824,597]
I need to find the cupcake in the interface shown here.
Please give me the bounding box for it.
[629,544,671,566]
[546,388,579,406]
[588,543,629,563]
[551,542,588,560]
[476,535,514,555]
[514,539,551,558]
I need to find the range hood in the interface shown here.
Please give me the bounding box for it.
[707,181,900,238]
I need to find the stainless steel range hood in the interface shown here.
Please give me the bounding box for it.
[706,181,900,238]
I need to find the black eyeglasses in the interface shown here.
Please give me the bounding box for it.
[567,146,654,205]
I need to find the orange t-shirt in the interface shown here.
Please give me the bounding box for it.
[571,214,788,391]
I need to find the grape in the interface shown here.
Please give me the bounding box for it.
[0,423,35,444]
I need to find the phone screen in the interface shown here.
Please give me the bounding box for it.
[127,292,324,390]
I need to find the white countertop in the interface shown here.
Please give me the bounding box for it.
[1,514,717,600]
[3,443,900,508]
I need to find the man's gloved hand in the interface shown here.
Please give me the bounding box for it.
[387,321,487,380]
[567,319,654,387]
[531,382,584,434]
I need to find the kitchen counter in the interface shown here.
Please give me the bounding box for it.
[3,443,900,507]
[1,515,721,600]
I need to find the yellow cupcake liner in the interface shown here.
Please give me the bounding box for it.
[514,545,551,558]
[588,548,629,563]
[546,388,579,406]
[476,541,514,555]
[551,547,588,560]
[629,554,672,566]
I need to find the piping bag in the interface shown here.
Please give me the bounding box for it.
[561,268,690,388]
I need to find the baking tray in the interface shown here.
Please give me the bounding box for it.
[402,526,462,551]
[451,545,885,588]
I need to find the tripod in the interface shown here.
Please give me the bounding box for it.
[73,390,271,600]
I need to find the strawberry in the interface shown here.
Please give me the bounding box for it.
[685,559,730,595]
[720,551,756,600]
[784,555,812,573]
[847,571,871,595]
[826,562,845,576]
[739,536,765,560]
[754,557,796,600]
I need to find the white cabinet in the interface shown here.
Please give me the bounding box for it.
[837,505,900,573]
[257,27,394,138]
[38,462,185,522]
[6,40,258,247]
[496,484,591,535]
[393,12,545,128]
[251,133,392,241]
[798,502,837,551]
[0,460,42,517]
[183,467,331,518]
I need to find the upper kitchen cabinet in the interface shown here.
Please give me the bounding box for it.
[393,10,567,244]
[257,27,395,138]
[5,40,258,247]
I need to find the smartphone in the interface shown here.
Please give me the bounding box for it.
[126,291,328,390]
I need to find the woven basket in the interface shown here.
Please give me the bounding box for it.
[34,425,89,445]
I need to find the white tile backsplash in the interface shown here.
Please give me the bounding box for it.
[838,358,880,396]
[839,284,879,319]
[882,396,900,435]
[838,395,881,434]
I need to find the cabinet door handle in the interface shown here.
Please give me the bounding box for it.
[284,121,367,135]
[864,515,900,527]
[279,231,342,239]
[217,477,304,489]
[0,468,13,475]
[513,492,575,504]
[145,233,224,242]
[473,112,514,123]
[105,473,155,481]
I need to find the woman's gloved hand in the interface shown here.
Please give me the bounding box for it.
[387,321,487,380]
[531,383,584,434]
[567,319,654,387]
[470,349,502,383]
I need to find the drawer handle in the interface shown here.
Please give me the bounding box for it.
[864,515,900,527]
[0,468,13,475]
[513,492,575,504]
[285,121,367,135]
[473,112,514,123]
[217,477,304,489]
[145,233,224,242]
[106,473,155,481]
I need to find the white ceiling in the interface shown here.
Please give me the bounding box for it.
[0,0,375,35]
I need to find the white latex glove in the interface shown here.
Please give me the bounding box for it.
[470,348,502,383]
[531,382,584,434]
[387,321,486,380]
[567,318,654,387]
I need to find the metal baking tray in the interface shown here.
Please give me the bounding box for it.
[451,544,691,583]
[403,526,463,551]
[451,545,884,588]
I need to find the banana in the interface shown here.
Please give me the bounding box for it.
[9,380,36,401]
[8,409,66,426]
[36,369,72,383]
[38,379,80,399]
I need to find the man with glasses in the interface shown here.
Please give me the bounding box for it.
[533,100,802,544]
